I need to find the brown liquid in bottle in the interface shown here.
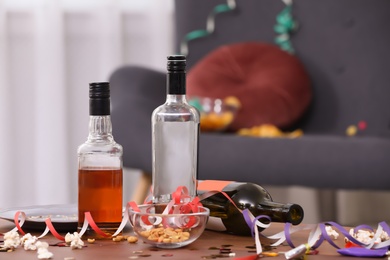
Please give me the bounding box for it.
[78,167,122,238]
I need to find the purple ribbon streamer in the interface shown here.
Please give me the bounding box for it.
[242,209,390,256]
[242,209,271,238]
[337,247,389,257]
[284,223,296,248]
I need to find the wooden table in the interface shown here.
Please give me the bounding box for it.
[0,219,378,259]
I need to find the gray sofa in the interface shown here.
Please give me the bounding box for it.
[110,0,390,195]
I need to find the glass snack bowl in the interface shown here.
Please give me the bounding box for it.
[188,96,241,132]
[129,204,209,249]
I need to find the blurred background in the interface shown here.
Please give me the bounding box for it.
[0,0,174,208]
[0,0,389,226]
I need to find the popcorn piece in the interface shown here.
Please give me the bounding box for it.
[36,241,53,259]
[349,228,371,244]
[65,232,84,249]
[325,226,339,239]
[380,230,389,241]
[348,228,389,245]
[21,233,38,250]
[2,231,55,258]
[3,230,21,249]
[36,241,49,250]
[37,251,54,259]
[356,230,373,244]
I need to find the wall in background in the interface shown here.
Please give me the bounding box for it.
[0,0,174,208]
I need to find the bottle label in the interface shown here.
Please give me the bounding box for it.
[205,216,227,232]
[197,180,233,192]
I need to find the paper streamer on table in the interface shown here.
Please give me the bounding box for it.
[8,186,202,241]
[5,186,390,259]
[240,209,390,259]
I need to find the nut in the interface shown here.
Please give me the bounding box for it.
[87,238,95,244]
[139,226,191,244]
[127,236,138,243]
[112,237,122,242]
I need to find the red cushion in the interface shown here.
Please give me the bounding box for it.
[187,42,312,131]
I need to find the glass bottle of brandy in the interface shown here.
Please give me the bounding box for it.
[77,82,123,238]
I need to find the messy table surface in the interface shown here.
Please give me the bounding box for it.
[2,218,383,260]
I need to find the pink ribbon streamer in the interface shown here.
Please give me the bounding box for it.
[6,186,390,259]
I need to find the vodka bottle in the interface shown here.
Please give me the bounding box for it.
[198,180,304,236]
[151,55,200,203]
[78,82,123,238]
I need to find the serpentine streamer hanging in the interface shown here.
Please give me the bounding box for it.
[274,0,298,53]
[179,0,237,56]
[179,0,298,56]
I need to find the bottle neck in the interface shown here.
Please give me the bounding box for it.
[167,71,186,95]
[166,94,187,104]
[87,115,113,142]
[256,201,304,225]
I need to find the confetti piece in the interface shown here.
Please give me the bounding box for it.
[49,242,67,247]
[220,248,231,253]
[307,249,319,255]
[245,245,256,249]
[261,251,279,257]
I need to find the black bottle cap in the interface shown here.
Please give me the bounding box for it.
[167,55,186,94]
[89,82,110,115]
[167,55,186,72]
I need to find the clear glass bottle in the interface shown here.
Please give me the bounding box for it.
[151,55,200,203]
[197,180,304,236]
[78,82,123,238]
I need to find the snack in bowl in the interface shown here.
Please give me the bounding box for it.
[129,204,209,248]
[189,96,241,132]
